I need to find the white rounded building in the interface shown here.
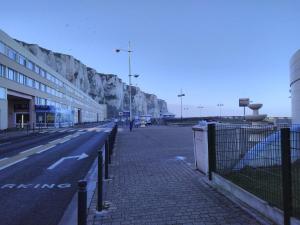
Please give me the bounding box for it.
[290,50,300,124]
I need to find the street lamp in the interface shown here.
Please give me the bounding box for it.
[177,89,185,120]
[217,103,224,118]
[115,42,139,124]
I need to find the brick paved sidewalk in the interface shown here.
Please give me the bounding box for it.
[87,126,261,225]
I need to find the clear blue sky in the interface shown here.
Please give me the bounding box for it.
[0,0,299,117]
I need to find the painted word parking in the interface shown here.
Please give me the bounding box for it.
[1,183,72,189]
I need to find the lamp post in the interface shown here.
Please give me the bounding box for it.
[217,103,224,118]
[177,89,185,120]
[116,42,139,123]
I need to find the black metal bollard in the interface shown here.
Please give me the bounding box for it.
[109,134,113,156]
[106,138,111,164]
[78,180,87,225]
[97,149,103,211]
[281,128,292,225]
[208,123,216,181]
[105,140,109,178]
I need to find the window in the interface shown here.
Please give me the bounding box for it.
[34,65,40,74]
[40,98,46,105]
[7,48,17,61]
[18,55,26,66]
[40,83,45,92]
[0,64,5,77]
[0,42,4,54]
[40,69,46,77]
[27,61,34,70]
[26,77,33,87]
[49,87,54,95]
[46,72,51,80]
[7,68,14,80]
[18,73,25,85]
[35,97,40,105]
[34,80,40,90]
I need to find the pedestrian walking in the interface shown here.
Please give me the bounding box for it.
[129,119,133,132]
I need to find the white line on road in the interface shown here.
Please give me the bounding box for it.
[20,145,43,154]
[0,157,27,171]
[36,145,55,154]
[59,139,70,144]
[0,157,8,162]
[49,139,60,144]
[47,153,88,170]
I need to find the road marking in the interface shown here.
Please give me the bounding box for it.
[49,139,61,144]
[78,129,85,132]
[0,157,8,162]
[0,157,27,171]
[1,183,72,189]
[59,139,70,144]
[68,129,75,132]
[20,145,43,154]
[36,145,55,154]
[47,153,88,170]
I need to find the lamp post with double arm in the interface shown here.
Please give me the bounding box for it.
[177,89,185,120]
[116,42,140,125]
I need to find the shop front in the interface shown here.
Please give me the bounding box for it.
[35,105,74,128]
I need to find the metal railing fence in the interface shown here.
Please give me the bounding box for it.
[208,123,300,224]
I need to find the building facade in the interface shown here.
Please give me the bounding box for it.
[0,30,106,130]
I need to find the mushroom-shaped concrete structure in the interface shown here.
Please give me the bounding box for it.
[245,103,267,123]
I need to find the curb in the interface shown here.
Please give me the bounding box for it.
[58,155,100,225]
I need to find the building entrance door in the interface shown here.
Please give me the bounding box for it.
[15,112,29,128]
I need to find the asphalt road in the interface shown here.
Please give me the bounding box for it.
[0,124,112,225]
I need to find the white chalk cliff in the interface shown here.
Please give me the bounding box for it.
[16,41,168,118]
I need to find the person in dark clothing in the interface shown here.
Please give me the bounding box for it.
[129,119,133,132]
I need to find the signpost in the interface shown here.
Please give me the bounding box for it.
[239,98,250,120]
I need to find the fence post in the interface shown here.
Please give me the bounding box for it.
[105,139,109,179]
[78,180,87,225]
[106,136,111,164]
[208,123,216,181]
[280,128,292,225]
[97,149,103,211]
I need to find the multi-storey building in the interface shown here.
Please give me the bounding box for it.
[0,29,106,130]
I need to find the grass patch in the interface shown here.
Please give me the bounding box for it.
[220,162,300,219]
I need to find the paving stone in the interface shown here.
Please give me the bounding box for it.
[87,126,261,225]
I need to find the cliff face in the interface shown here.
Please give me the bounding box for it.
[16,41,168,118]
